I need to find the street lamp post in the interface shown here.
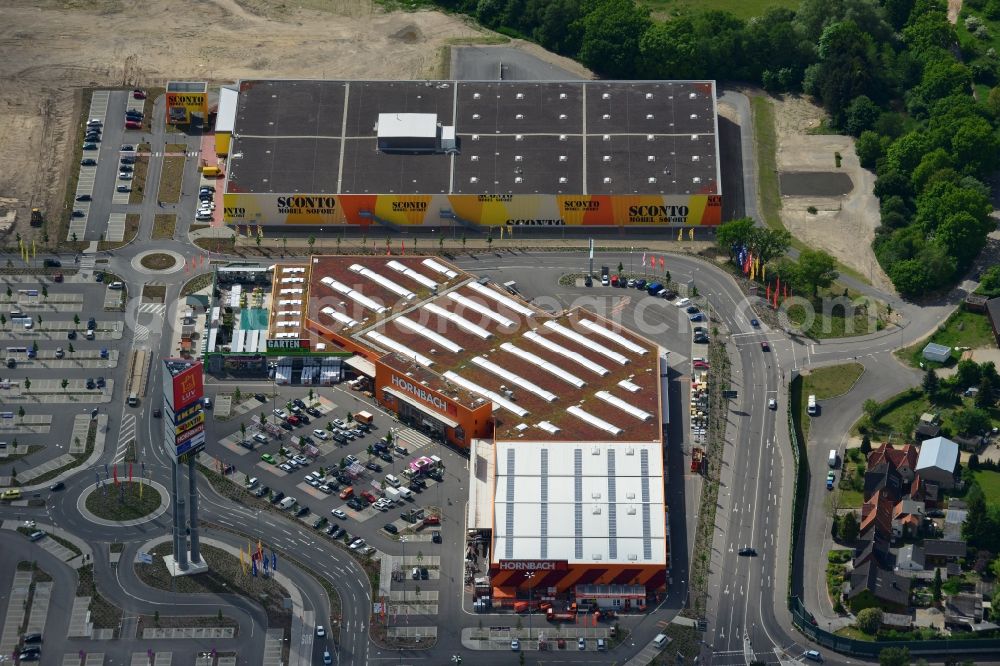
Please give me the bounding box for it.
[524,571,535,644]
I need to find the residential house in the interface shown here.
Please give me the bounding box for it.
[861,489,895,543]
[869,442,919,484]
[864,462,904,503]
[910,476,939,508]
[944,508,968,540]
[987,297,1000,347]
[855,530,893,569]
[915,421,942,441]
[893,498,925,540]
[944,592,984,628]
[922,539,967,567]
[894,544,925,575]
[848,559,912,612]
[915,437,960,489]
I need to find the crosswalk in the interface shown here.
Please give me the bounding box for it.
[79,255,97,272]
[114,412,136,464]
[133,303,165,345]
[397,428,434,451]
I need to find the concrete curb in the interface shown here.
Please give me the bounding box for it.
[17,413,108,493]
[75,479,170,527]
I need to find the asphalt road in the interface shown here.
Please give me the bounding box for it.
[450,46,585,81]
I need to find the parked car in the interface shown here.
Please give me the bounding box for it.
[384,523,398,534]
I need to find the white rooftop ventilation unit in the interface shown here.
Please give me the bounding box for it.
[466,281,534,317]
[595,390,653,421]
[500,343,585,388]
[319,307,359,329]
[522,330,608,376]
[537,421,560,434]
[447,292,516,328]
[396,317,463,354]
[567,405,621,436]
[320,276,387,314]
[386,259,438,290]
[349,264,415,301]
[421,258,458,279]
[471,356,557,402]
[578,319,648,355]
[543,321,629,365]
[364,330,433,367]
[443,371,527,417]
[424,303,492,339]
[617,379,641,393]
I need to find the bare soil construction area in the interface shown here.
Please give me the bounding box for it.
[0,0,486,241]
[771,95,893,293]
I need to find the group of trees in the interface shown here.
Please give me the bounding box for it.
[428,0,998,299]
[963,481,1000,551]
[716,218,838,296]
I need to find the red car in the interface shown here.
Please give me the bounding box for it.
[360,490,378,504]
[761,341,771,352]
[125,120,141,130]
[286,415,301,426]
[132,89,147,99]
[53,273,64,283]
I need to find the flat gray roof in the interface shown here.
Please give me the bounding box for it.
[227,79,721,196]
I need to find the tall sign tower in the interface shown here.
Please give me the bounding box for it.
[161,359,208,575]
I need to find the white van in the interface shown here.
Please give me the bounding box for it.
[397,487,412,500]
[246,477,259,488]
[652,633,668,648]
[385,474,401,488]
[828,450,838,468]
[805,650,823,662]
[278,496,296,510]
[807,394,818,415]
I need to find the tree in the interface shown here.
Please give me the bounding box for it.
[67,343,74,354]
[74,314,80,326]
[41,285,47,300]
[969,453,980,471]
[879,647,911,666]
[860,434,872,455]
[36,314,42,327]
[308,236,316,252]
[922,368,939,397]
[840,511,860,543]
[617,261,624,273]
[856,606,883,634]
[952,408,991,436]
[855,130,887,169]
[716,217,756,257]
[23,378,30,391]
[794,249,838,296]
[976,377,995,408]
[863,398,880,427]
[282,237,288,255]
[0,314,5,329]
[61,378,68,391]
[577,0,652,79]
[846,95,881,136]
[963,491,994,549]
[233,386,242,403]
[17,406,25,422]
[308,388,314,403]
[990,554,1000,581]
[934,567,943,601]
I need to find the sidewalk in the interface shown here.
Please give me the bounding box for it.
[17,413,108,492]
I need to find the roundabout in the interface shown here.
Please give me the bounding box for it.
[131,249,186,274]
[77,479,170,527]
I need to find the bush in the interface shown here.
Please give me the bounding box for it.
[857,607,884,634]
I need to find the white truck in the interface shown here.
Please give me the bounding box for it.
[384,487,401,503]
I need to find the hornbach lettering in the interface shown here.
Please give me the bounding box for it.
[497,560,569,571]
[391,374,448,412]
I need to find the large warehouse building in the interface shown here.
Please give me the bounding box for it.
[217,79,721,230]
[203,255,671,604]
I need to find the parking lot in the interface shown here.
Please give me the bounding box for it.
[0,275,132,483]
[204,381,457,629]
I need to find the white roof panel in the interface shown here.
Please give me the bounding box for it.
[493,441,667,565]
[377,112,438,138]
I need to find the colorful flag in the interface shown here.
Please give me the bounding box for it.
[659,256,665,270]
[262,552,269,572]
[271,551,277,571]
[128,463,132,484]
[784,283,789,299]
[766,284,771,301]
[251,557,257,577]
[688,228,694,241]
[257,539,263,561]
[761,263,766,282]
[113,464,119,486]
[677,229,683,241]
[239,547,246,574]
[641,252,646,267]
[400,240,405,255]
[31,240,36,260]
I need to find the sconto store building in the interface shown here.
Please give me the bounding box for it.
[215,78,721,232]
[204,254,672,605]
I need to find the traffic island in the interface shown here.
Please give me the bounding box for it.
[83,481,164,522]
[136,541,292,665]
[140,253,178,271]
[77,479,169,527]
